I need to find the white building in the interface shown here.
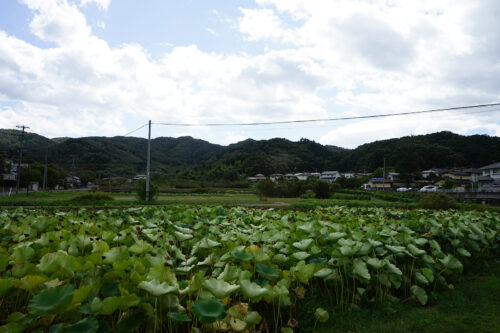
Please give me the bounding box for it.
[320,171,341,182]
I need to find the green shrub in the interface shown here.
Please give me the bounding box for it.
[135,179,159,201]
[189,187,211,193]
[300,189,316,199]
[313,180,331,199]
[70,192,114,201]
[419,193,457,210]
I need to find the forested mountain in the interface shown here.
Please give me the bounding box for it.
[1,129,499,181]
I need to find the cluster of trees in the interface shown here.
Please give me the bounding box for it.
[257,179,339,199]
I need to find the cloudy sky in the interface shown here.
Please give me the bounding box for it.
[0,0,499,148]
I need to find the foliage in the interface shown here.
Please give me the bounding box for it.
[70,192,114,201]
[419,193,457,209]
[300,190,316,199]
[442,179,455,189]
[134,179,159,200]
[0,205,498,331]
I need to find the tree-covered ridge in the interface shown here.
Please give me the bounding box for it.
[1,129,499,180]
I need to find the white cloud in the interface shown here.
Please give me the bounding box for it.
[80,0,110,11]
[205,28,218,36]
[96,21,105,29]
[0,0,499,147]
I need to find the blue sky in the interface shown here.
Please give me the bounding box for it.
[0,0,499,148]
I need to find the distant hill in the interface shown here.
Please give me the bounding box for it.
[1,129,499,181]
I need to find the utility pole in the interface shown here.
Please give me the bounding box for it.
[43,148,48,191]
[146,120,151,201]
[15,125,29,195]
[383,157,386,179]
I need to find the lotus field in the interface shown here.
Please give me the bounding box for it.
[0,206,499,332]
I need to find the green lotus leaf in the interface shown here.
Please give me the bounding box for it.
[218,264,241,282]
[339,245,358,257]
[71,285,93,306]
[281,327,294,333]
[37,252,77,277]
[167,312,191,323]
[256,263,280,281]
[0,322,25,333]
[15,275,47,290]
[0,278,15,296]
[353,258,371,281]
[5,312,26,323]
[294,263,315,284]
[12,246,35,264]
[203,279,240,299]
[198,238,221,249]
[457,248,471,257]
[413,238,428,246]
[314,307,329,323]
[439,254,463,272]
[191,298,226,324]
[407,244,426,256]
[410,285,427,305]
[0,254,8,272]
[384,260,402,276]
[239,280,269,301]
[366,257,385,270]
[272,254,288,265]
[174,231,193,241]
[421,268,434,283]
[325,232,347,241]
[244,311,262,325]
[415,272,429,285]
[367,238,383,247]
[292,239,314,250]
[28,285,74,316]
[385,245,407,253]
[129,240,153,255]
[231,250,253,261]
[297,223,314,233]
[314,268,334,279]
[99,295,141,315]
[139,279,179,296]
[292,251,310,260]
[64,316,99,333]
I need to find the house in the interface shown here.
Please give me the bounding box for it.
[284,173,298,181]
[248,174,267,182]
[133,174,147,181]
[435,170,471,190]
[341,173,355,179]
[477,162,500,192]
[421,168,447,178]
[320,171,341,182]
[309,172,321,179]
[65,176,81,188]
[269,173,283,182]
[479,162,500,179]
[294,173,309,181]
[368,178,392,190]
[387,172,400,181]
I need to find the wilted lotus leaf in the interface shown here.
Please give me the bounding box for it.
[191,298,226,324]
[28,285,74,316]
[203,278,240,299]
[314,307,329,322]
[244,311,262,325]
[293,286,306,299]
[229,317,247,332]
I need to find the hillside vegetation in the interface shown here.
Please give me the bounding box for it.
[1,129,499,182]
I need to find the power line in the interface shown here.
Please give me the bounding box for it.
[153,102,500,127]
[122,123,149,136]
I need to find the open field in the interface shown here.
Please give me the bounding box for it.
[0,205,499,332]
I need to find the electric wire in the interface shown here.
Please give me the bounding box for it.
[122,123,149,137]
[152,102,500,127]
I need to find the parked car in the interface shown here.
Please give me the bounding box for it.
[396,187,410,192]
[419,185,441,192]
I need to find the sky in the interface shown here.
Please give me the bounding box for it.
[0,0,499,148]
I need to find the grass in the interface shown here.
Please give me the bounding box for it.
[297,261,500,333]
[1,190,499,212]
